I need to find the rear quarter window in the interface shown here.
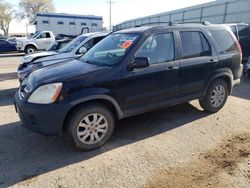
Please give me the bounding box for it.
[209,29,237,53]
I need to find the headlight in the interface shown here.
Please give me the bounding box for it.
[28,83,62,104]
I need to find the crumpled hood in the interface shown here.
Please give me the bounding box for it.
[21,51,58,64]
[27,59,107,87]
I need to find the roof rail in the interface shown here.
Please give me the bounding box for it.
[113,20,211,31]
[135,21,175,28]
[176,21,210,25]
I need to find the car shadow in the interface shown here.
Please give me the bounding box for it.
[0,103,210,187]
[231,77,250,100]
[0,88,18,107]
[0,72,18,82]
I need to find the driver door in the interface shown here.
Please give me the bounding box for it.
[35,32,52,50]
[122,32,179,116]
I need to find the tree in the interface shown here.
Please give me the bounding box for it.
[0,0,15,36]
[18,0,55,24]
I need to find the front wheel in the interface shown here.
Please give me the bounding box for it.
[25,46,36,54]
[199,79,229,113]
[67,103,115,150]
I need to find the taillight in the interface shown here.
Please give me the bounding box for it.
[236,40,242,62]
[231,31,242,61]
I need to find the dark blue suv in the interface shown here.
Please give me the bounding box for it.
[15,23,243,150]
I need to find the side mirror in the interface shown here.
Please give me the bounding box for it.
[127,57,150,71]
[79,47,87,54]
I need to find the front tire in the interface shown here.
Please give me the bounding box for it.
[199,79,229,113]
[25,45,36,54]
[67,103,115,150]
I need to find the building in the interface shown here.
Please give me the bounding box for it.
[35,12,103,36]
[114,0,250,30]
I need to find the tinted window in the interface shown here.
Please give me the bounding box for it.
[180,31,211,59]
[45,33,51,38]
[58,21,64,25]
[42,20,49,24]
[238,25,249,37]
[81,23,87,26]
[70,22,75,25]
[92,23,98,26]
[136,33,174,64]
[209,29,237,53]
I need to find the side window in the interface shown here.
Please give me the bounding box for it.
[45,32,51,38]
[38,33,46,39]
[135,33,174,64]
[82,39,94,50]
[180,31,211,59]
[93,36,105,45]
[209,29,237,53]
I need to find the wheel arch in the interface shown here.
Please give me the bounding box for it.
[203,70,233,97]
[62,95,124,132]
[24,43,37,51]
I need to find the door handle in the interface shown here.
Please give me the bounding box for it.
[166,66,178,70]
[208,59,219,63]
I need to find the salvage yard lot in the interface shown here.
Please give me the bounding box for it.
[0,54,250,187]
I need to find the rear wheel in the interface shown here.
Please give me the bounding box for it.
[199,79,229,113]
[67,103,115,150]
[25,45,36,54]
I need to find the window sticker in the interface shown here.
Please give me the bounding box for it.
[120,40,133,49]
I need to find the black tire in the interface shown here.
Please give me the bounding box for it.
[199,79,229,113]
[25,45,36,54]
[67,103,115,150]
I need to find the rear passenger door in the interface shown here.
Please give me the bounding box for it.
[178,30,217,97]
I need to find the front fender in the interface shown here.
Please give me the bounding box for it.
[62,88,124,119]
[24,42,38,50]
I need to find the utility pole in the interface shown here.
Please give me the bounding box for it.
[107,0,114,31]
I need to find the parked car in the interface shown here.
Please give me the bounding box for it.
[16,31,56,54]
[46,38,72,52]
[0,39,17,53]
[17,32,108,82]
[7,37,23,43]
[224,23,250,63]
[15,23,243,150]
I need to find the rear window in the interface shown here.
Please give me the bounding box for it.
[209,29,237,53]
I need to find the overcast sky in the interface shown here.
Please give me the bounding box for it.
[7,0,214,34]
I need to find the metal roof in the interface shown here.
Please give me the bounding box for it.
[36,12,103,21]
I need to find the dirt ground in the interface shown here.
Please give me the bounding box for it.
[0,54,249,188]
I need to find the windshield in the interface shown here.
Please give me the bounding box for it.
[30,31,41,39]
[58,35,87,53]
[80,33,139,66]
[47,40,70,51]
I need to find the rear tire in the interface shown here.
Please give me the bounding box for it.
[25,45,36,54]
[199,79,229,113]
[67,103,115,150]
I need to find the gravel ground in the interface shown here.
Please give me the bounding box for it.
[0,54,249,188]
